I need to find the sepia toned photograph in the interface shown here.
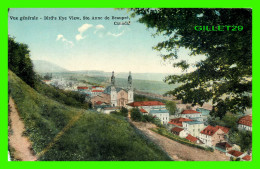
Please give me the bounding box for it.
[8,8,252,161]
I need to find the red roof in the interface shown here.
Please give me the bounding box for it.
[181,110,201,114]
[168,118,193,127]
[92,90,104,92]
[186,134,198,143]
[242,155,251,161]
[171,127,184,134]
[200,125,229,136]
[140,108,148,113]
[200,125,220,136]
[127,101,165,107]
[77,86,88,89]
[216,125,230,134]
[238,115,252,127]
[228,150,243,157]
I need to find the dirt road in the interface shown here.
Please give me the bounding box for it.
[8,97,37,161]
[131,121,230,161]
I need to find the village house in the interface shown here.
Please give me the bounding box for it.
[185,134,202,144]
[226,150,246,159]
[182,120,205,137]
[238,114,252,132]
[215,142,233,153]
[149,108,170,124]
[242,155,252,161]
[168,117,193,128]
[140,108,148,115]
[171,127,188,138]
[199,125,230,147]
[180,110,203,121]
[91,89,104,97]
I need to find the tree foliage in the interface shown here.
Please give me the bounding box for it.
[165,101,177,115]
[130,108,142,121]
[129,8,252,118]
[8,36,36,87]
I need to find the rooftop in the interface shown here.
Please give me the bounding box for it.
[227,150,243,157]
[183,121,204,125]
[150,109,169,114]
[186,134,198,143]
[238,114,252,127]
[127,101,165,107]
[181,110,201,114]
[171,127,184,134]
[168,118,193,127]
[242,155,251,161]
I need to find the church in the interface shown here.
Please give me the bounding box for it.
[91,71,134,108]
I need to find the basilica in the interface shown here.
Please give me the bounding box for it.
[91,71,134,107]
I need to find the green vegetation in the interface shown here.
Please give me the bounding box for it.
[130,108,142,121]
[165,101,177,115]
[228,130,252,152]
[110,107,128,117]
[207,112,239,130]
[130,9,252,118]
[130,108,163,127]
[150,128,214,152]
[8,70,171,161]
[34,80,91,109]
[8,36,36,87]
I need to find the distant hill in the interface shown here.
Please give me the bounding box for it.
[32,60,69,73]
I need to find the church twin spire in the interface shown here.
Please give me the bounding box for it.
[111,71,132,89]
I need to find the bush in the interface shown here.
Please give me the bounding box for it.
[130,108,142,121]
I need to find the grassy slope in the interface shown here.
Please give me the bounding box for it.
[8,70,171,161]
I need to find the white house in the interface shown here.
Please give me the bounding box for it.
[182,120,205,137]
[149,108,169,124]
[238,114,252,132]
[180,110,203,121]
[171,127,188,138]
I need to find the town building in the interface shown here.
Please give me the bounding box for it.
[180,110,203,121]
[149,108,170,124]
[242,155,252,161]
[185,134,202,144]
[182,120,205,137]
[168,118,193,128]
[215,142,233,153]
[238,114,252,132]
[199,125,229,147]
[226,150,245,159]
[171,127,188,138]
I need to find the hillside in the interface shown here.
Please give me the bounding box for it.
[32,60,68,73]
[8,70,171,161]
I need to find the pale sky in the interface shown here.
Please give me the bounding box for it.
[8,8,206,73]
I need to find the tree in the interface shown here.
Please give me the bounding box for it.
[129,9,252,119]
[130,108,142,121]
[8,36,36,87]
[120,107,129,117]
[165,101,177,115]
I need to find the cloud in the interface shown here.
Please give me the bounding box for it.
[78,23,93,34]
[76,23,93,41]
[107,30,125,37]
[56,34,74,47]
[96,24,105,29]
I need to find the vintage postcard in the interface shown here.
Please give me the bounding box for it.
[8,8,252,161]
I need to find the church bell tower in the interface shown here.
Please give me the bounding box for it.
[127,71,134,103]
[110,71,117,107]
